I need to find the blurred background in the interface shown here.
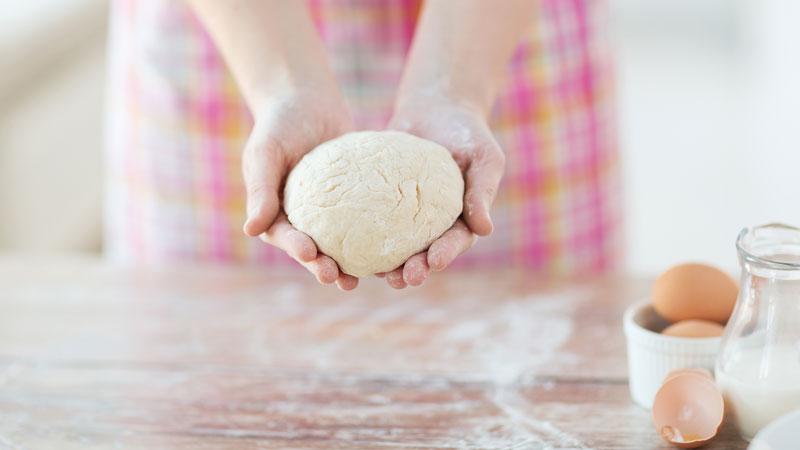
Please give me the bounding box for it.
[1,0,799,276]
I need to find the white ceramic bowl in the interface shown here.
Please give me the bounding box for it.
[623,299,722,408]
[748,408,800,450]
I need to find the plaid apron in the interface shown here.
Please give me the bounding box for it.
[105,0,622,274]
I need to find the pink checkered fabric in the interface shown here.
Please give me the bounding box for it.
[105,0,622,274]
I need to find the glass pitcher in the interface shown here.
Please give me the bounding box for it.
[716,223,800,440]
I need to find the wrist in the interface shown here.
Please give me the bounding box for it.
[247,82,353,152]
[394,81,489,121]
[249,68,338,112]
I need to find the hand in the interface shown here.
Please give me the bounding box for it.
[242,88,360,291]
[378,96,505,289]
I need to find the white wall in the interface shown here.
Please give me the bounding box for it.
[0,44,106,252]
[612,0,800,276]
[0,1,107,252]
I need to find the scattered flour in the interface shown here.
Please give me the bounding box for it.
[245,282,592,448]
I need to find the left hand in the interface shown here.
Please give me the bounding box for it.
[377,96,505,289]
[242,87,358,291]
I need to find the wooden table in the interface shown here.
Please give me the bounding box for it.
[0,256,747,449]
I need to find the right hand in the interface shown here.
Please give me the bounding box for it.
[375,94,506,290]
[242,88,358,291]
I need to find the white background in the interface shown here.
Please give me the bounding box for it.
[613,0,800,275]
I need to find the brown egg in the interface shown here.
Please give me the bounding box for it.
[652,370,725,448]
[663,368,713,383]
[653,263,738,324]
[662,320,725,338]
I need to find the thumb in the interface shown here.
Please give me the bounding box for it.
[242,147,285,237]
[463,145,505,237]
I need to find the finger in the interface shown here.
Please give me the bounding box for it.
[463,146,505,236]
[403,252,429,286]
[302,255,339,284]
[243,185,281,237]
[259,215,336,283]
[260,212,317,262]
[374,272,386,278]
[427,219,477,271]
[385,267,407,289]
[242,145,285,236]
[336,273,359,291]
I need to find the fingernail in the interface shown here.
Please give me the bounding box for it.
[482,198,494,233]
[243,219,254,236]
[246,201,260,222]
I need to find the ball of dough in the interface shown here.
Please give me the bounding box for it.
[283,131,464,277]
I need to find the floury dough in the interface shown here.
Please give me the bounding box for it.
[283,131,464,277]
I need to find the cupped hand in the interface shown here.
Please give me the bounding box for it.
[378,97,506,289]
[242,88,359,291]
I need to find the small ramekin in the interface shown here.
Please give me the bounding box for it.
[623,299,722,409]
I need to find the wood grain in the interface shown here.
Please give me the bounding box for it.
[0,256,748,449]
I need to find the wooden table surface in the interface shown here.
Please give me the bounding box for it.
[0,256,748,450]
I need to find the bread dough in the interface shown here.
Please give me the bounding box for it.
[283,131,464,277]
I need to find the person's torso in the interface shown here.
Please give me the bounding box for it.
[105,0,622,274]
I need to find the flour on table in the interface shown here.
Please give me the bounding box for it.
[243,281,591,448]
